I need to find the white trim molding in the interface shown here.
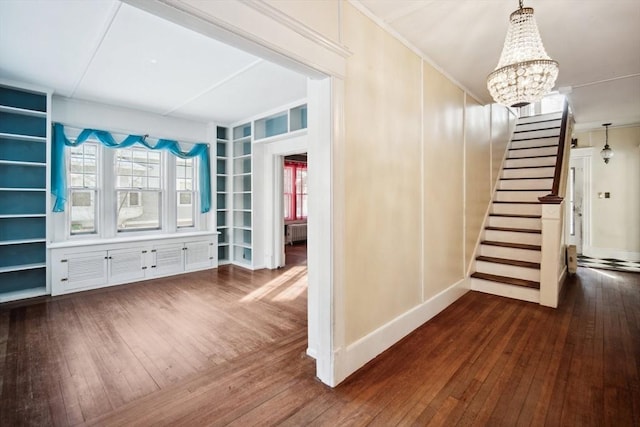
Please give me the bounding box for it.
[334,278,468,385]
[582,247,640,262]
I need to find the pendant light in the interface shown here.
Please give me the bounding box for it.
[601,123,613,164]
[487,0,559,107]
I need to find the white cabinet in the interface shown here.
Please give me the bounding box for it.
[59,250,108,291]
[151,243,184,276]
[185,240,214,270]
[109,248,147,283]
[50,233,217,296]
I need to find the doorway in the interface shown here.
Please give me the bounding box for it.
[566,150,592,254]
[282,154,308,267]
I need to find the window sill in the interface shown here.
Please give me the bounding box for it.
[48,230,218,249]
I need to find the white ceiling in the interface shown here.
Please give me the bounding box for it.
[0,0,308,124]
[357,0,640,130]
[2,0,638,131]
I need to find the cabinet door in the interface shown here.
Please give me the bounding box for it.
[59,251,108,292]
[108,248,147,284]
[185,240,215,271]
[151,243,184,277]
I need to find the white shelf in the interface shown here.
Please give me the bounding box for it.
[218,243,230,247]
[233,225,252,231]
[233,172,251,177]
[234,135,251,142]
[0,187,46,192]
[0,213,46,218]
[233,209,251,212]
[0,262,46,273]
[233,242,252,249]
[0,105,47,118]
[217,208,229,212]
[0,160,46,167]
[0,238,46,246]
[0,286,48,303]
[233,191,252,195]
[0,132,46,143]
[233,153,251,160]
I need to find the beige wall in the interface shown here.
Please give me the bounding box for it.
[491,105,514,185]
[464,99,492,267]
[342,4,423,343]
[340,3,514,344]
[264,0,341,44]
[574,126,640,255]
[423,64,465,297]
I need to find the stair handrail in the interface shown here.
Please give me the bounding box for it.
[538,100,570,204]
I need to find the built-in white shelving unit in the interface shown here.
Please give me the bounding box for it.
[216,126,230,264]
[231,123,253,267]
[0,83,50,302]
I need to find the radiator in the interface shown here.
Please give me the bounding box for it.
[286,223,307,245]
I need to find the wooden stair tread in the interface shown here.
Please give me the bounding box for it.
[509,144,558,151]
[493,201,541,204]
[507,154,557,160]
[500,177,553,180]
[486,226,541,234]
[496,189,550,192]
[471,272,540,289]
[512,135,558,142]
[516,117,561,126]
[481,240,541,251]
[489,214,541,219]
[503,165,555,170]
[514,126,561,133]
[476,255,540,269]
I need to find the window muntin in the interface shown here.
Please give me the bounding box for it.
[284,161,307,221]
[177,157,195,228]
[69,143,98,234]
[115,148,162,231]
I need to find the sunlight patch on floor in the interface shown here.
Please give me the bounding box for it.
[240,266,307,302]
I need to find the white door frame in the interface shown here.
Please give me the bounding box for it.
[567,147,593,254]
[262,134,308,269]
[126,0,349,386]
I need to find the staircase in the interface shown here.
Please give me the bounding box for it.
[471,111,563,303]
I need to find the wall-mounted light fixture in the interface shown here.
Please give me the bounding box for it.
[600,123,613,164]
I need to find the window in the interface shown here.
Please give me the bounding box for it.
[176,157,196,228]
[69,143,98,234]
[284,161,307,221]
[115,148,162,231]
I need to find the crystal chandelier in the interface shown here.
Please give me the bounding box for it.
[487,0,559,107]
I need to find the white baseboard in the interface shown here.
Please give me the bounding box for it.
[306,347,317,359]
[334,278,468,385]
[582,246,640,262]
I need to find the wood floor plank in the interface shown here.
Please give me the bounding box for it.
[1,248,638,427]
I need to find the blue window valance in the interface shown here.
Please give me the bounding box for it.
[51,123,211,213]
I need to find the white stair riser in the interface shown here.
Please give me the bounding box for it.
[471,278,540,303]
[511,138,559,150]
[499,178,553,190]
[484,229,541,246]
[480,244,541,263]
[513,128,560,139]
[488,216,541,229]
[515,119,562,132]
[508,146,558,158]
[505,156,556,168]
[491,203,541,216]
[495,190,548,202]
[517,112,563,125]
[502,167,555,179]
[476,261,540,282]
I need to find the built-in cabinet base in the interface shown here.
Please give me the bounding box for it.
[50,233,217,296]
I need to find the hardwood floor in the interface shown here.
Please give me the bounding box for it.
[1,251,638,426]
